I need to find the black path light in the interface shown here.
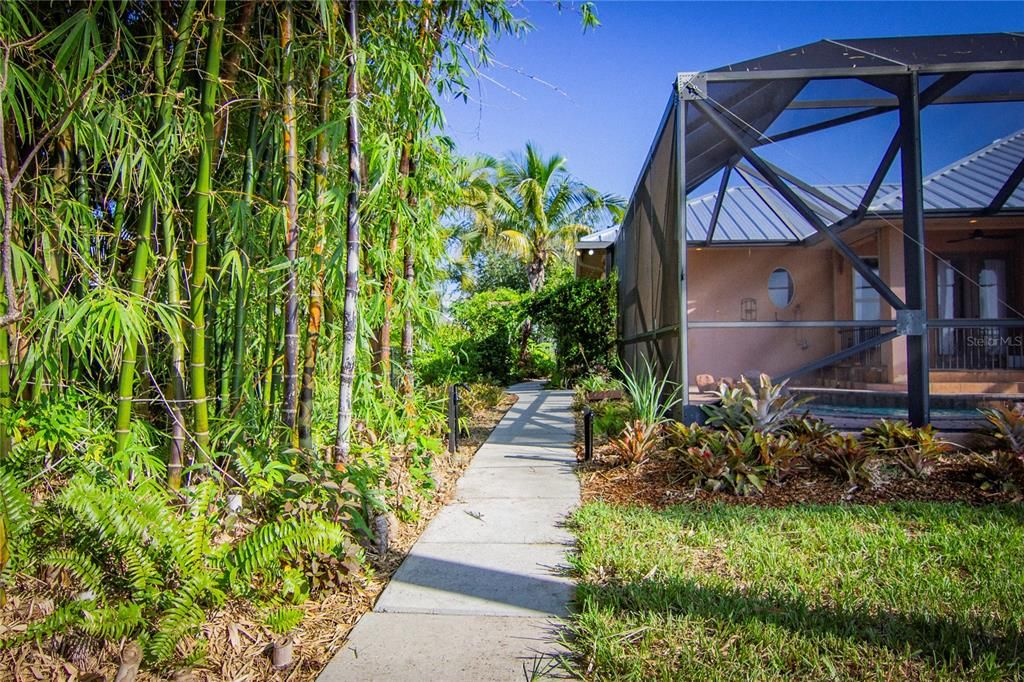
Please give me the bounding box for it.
[583,406,594,461]
[448,384,467,454]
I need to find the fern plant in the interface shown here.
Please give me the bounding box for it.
[4,473,352,670]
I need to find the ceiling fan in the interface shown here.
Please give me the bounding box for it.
[946,229,1016,244]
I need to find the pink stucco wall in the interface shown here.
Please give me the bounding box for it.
[687,245,836,382]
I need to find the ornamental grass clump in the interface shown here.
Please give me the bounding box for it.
[861,419,949,478]
[615,356,682,428]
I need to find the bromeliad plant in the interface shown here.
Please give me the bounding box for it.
[811,434,875,487]
[664,423,798,495]
[861,419,949,478]
[607,420,661,467]
[703,374,810,434]
[979,404,1024,455]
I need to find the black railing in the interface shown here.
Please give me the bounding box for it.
[929,325,1024,371]
[837,326,884,368]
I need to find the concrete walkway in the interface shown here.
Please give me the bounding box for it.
[319,382,579,681]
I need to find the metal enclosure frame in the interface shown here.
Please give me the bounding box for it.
[616,33,1024,426]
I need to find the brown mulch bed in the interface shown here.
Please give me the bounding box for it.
[578,450,1021,510]
[0,394,518,682]
[574,410,1021,510]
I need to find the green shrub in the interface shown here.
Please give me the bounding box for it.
[573,372,624,406]
[523,340,557,378]
[416,289,527,385]
[529,276,616,383]
[861,419,948,478]
[592,400,632,438]
[460,382,506,418]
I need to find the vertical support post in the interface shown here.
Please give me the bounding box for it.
[898,72,930,426]
[447,384,459,454]
[583,407,594,461]
[674,82,689,409]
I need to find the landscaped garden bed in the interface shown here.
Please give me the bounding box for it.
[0,389,516,682]
[567,369,1024,680]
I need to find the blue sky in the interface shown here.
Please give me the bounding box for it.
[440,1,1024,201]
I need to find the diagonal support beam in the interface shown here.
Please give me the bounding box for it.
[857,129,902,216]
[734,166,808,241]
[705,163,732,245]
[776,330,900,382]
[984,154,1024,215]
[738,160,851,217]
[689,96,906,311]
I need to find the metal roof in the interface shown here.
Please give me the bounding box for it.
[874,128,1024,212]
[585,127,1024,247]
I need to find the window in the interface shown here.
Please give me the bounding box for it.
[853,257,881,321]
[767,268,793,308]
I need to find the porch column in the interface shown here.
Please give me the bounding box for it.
[899,72,930,426]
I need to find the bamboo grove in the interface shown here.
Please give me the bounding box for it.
[0,0,529,476]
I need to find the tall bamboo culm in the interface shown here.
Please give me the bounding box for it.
[334,0,361,467]
[189,0,227,460]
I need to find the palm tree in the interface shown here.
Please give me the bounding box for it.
[462,144,622,363]
[474,143,622,292]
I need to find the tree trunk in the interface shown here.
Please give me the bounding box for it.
[188,0,227,460]
[280,0,300,437]
[334,0,361,467]
[518,259,545,367]
[298,54,332,451]
[400,156,418,398]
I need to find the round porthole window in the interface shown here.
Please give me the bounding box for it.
[768,268,794,308]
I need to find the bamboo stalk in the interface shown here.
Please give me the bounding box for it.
[280,0,300,437]
[230,107,260,405]
[334,0,361,467]
[189,0,227,460]
[114,197,155,453]
[298,52,332,451]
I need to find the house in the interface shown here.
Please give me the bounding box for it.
[578,33,1024,425]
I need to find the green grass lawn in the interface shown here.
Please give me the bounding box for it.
[566,501,1024,681]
